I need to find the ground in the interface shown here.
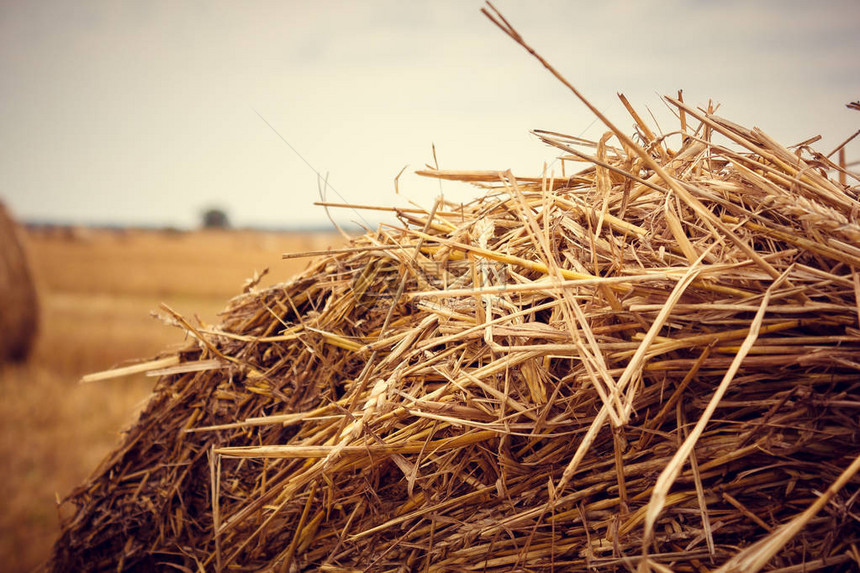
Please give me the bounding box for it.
[0,227,341,572]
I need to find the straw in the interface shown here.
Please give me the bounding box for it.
[50,4,859,572]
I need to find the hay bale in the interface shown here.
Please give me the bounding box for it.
[50,95,860,571]
[50,19,860,573]
[0,201,38,362]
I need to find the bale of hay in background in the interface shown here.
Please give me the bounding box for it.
[0,201,39,363]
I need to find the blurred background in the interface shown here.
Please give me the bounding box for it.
[0,1,858,570]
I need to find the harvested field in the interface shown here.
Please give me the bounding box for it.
[49,42,860,573]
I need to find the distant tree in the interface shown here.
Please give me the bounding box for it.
[202,207,230,229]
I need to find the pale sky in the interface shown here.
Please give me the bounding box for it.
[1,1,858,229]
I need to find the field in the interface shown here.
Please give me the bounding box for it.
[0,227,341,572]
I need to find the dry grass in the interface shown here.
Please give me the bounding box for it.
[48,98,860,571]
[0,227,340,573]
[28,8,860,571]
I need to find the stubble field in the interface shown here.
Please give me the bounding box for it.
[0,227,341,572]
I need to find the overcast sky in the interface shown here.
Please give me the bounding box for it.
[1,1,858,229]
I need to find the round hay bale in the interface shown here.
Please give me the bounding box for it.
[47,16,860,570]
[0,201,39,362]
[49,94,860,572]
